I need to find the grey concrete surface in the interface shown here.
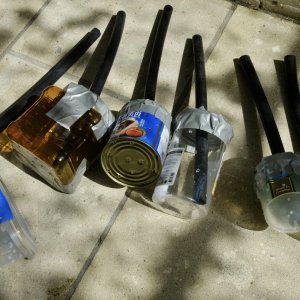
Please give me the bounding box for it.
[0,0,300,299]
[0,1,46,55]
[0,152,126,299]
[73,199,300,300]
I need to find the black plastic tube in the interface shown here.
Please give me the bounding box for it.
[144,5,173,100]
[171,38,193,121]
[193,35,207,110]
[90,11,126,95]
[192,35,208,204]
[284,55,300,133]
[239,55,285,154]
[131,10,162,100]
[0,28,100,132]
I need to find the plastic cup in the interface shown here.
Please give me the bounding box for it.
[255,152,300,233]
[0,179,36,267]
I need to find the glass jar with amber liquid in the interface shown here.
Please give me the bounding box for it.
[6,86,102,193]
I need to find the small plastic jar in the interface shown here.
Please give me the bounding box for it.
[255,152,300,233]
[152,107,233,219]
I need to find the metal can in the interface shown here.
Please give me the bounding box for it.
[101,99,172,187]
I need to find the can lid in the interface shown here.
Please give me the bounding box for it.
[101,138,162,187]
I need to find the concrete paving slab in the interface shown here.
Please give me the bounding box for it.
[11,0,235,112]
[0,160,125,299]
[0,163,125,300]
[0,55,126,299]
[72,5,300,300]
[0,1,48,56]
[73,199,300,300]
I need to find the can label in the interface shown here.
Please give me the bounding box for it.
[111,111,169,161]
[0,190,13,223]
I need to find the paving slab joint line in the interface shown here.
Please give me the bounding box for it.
[64,195,128,300]
[0,0,52,62]
[204,2,237,61]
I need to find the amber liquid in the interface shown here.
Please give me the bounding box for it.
[0,132,13,153]
[6,86,101,186]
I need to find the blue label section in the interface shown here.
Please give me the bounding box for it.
[0,190,13,223]
[111,111,164,154]
[269,172,289,181]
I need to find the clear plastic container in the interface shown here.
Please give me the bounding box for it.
[0,178,36,267]
[255,152,300,233]
[152,107,233,219]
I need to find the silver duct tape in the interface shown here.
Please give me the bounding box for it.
[92,99,115,140]
[46,82,115,139]
[255,152,300,191]
[174,106,233,145]
[120,99,172,131]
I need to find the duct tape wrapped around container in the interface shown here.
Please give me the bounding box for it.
[152,106,233,219]
[47,83,115,140]
[255,152,300,233]
[0,178,36,267]
[7,83,115,194]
